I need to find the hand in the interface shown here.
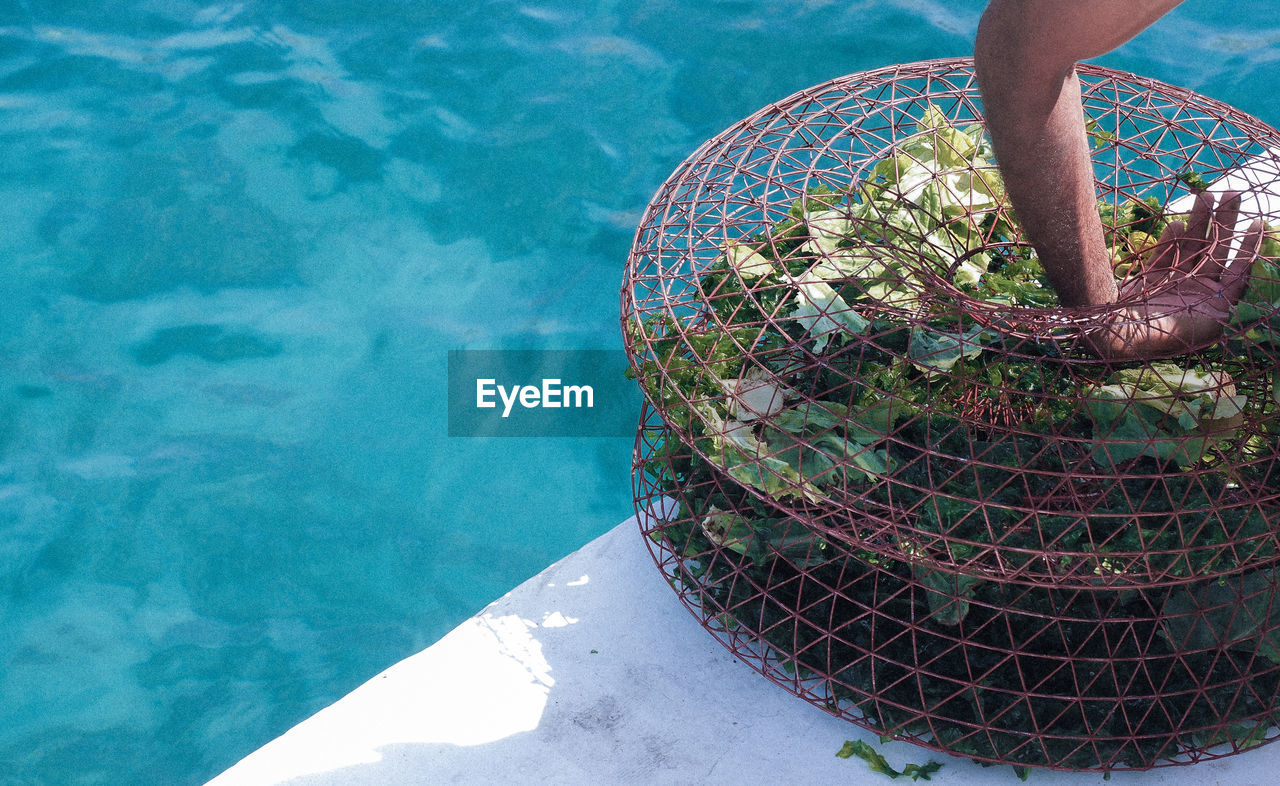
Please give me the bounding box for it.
[1085,190,1265,360]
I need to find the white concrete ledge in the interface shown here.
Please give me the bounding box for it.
[211,519,1280,785]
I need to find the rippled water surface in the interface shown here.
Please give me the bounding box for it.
[1,1,1278,783]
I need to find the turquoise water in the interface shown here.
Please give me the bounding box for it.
[0,1,1277,783]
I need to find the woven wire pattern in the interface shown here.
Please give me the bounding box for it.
[622,58,1280,587]
[624,58,1280,770]
[634,403,1280,771]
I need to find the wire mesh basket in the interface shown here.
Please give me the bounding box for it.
[622,58,1280,588]
[623,58,1280,770]
[634,403,1280,771]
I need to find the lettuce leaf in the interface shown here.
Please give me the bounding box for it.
[836,739,943,781]
[786,272,869,351]
[1085,363,1246,467]
[1162,570,1280,665]
[908,324,987,375]
[724,241,775,281]
[913,563,984,626]
[762,400,894,485]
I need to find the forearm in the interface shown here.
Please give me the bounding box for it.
[978,63,1115,306]
[974,0,1183,307]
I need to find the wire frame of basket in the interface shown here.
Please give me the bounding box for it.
[634,402,1280,772]
[621,57,1280,588]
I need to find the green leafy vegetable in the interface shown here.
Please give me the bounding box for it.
[908,324,988,375]
[1085,114,1117,149]
[696,402,820,503]
[787,271,870,352]
[725,242,775,280]
[1162,570,1280,665]
[1178,168,1210,192]
[836,740,943,781]
[913,562,984,626]
[1085,363,1246,468]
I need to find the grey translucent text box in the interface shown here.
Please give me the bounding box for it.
[447,350,641,437]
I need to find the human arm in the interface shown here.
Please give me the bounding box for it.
[973,0,1185,308]
[974,0,1266,359]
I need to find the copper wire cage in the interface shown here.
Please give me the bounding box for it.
[633,405,1280,771]
[622,58,1280,770]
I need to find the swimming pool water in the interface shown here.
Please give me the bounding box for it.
[1,1,1277,783]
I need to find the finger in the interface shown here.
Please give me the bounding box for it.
[1144,220,1185,274]
[1209,190,1244,268]
[1172,190,1215,272]
[1233,217,1265,272]
[1219,218,1264,302]
[1183,190,1214,242]
[1224,217,1265,280]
